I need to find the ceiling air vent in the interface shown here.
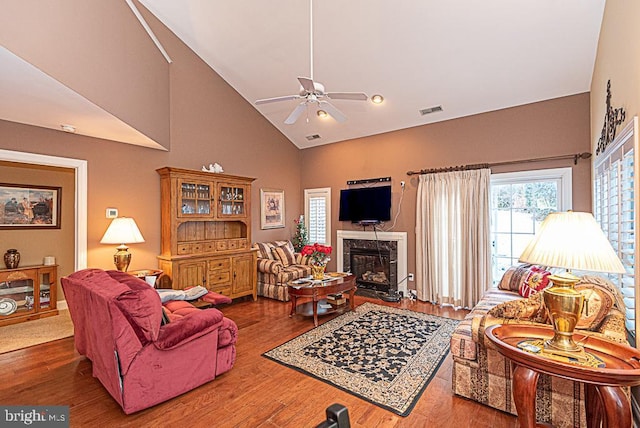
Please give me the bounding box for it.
[305,134,321,141]
[419,105,443,116]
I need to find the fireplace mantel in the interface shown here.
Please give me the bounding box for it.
[336,230,408,296]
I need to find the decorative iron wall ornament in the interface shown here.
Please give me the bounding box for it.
[596,80,626,155]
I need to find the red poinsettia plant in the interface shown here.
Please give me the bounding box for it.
[301,243,332,265]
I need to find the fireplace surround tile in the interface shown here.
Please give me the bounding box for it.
[336,230,408,296]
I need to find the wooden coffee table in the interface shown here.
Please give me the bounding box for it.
[288,273,356,327]
[485,324,640,428]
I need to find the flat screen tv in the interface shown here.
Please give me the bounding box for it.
[339,185,392,224]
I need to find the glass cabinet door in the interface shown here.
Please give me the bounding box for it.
[178,180,213,217]
[0,271,36,317]
[38,268,56,310]
[218,184,246,217]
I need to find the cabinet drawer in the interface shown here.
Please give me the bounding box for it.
[209,271,231,285]
[227,240,238,250]
[215,240,228,251]
[229,239,249,250]
[209,258,231,271]
[209,286,232,296]
[203,242,216,253]
[191,243,203,254]
[177,243,191,255]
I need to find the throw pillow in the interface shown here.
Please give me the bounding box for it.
[497,264,532,292]
[518,266,552,298]
[274,240,295,253]
[488,292,548,324]
[255,242,275,260]
[272,245,296,267]
[575,280,615,331]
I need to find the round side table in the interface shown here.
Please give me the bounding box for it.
[485,324,640,428]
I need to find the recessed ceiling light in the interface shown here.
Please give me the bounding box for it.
[317,110,328,118]
[60,124,76,133]
[371,95,384,104]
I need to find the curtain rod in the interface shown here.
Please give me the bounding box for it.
[406,152,592,176]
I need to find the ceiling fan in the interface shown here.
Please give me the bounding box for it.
[254,0,368,125]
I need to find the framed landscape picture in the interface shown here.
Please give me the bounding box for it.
[0,183,61,229]
[260,189,285,229]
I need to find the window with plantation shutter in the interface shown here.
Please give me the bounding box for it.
[305,188,331,245]
[594,117,638,343]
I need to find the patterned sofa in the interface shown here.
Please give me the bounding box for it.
[253,240,313,301]
[450,266,627,428]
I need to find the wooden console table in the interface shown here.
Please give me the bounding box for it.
[485,324,640,428]
[288,274,356,327]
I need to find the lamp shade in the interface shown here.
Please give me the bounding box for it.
[518,211,625,274]
[100,217,145,245]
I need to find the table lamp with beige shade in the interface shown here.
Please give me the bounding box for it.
[100,217,145,272]
[518,211,625,356]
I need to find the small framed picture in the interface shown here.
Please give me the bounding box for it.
[260,189,285,229]
[0,183,61,229]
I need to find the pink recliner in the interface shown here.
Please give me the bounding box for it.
[61,269,238,414]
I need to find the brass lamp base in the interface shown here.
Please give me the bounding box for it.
[113,244,132,272]
[543,271,584,354]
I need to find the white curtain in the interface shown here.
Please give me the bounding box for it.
[415,168,492,308]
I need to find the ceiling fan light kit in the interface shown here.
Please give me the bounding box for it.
[254,0,372,125]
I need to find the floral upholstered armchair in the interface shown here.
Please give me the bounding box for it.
[450,264,627,428]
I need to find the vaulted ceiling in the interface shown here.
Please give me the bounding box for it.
[140,0,605,148]
[0,1,605,150]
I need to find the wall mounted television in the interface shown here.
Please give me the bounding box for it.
[339,185,392,224]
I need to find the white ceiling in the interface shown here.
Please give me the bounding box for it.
[140,0,605,149]
[0,1,605,150]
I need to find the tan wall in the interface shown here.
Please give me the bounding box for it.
[591,0,640,149]
[301,94,592,287]
[0,162,75,300]
[0,0,170,147]
[0,3,301,283]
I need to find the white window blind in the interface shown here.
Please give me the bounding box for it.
[305,188,331,245]
[594,117,638,341]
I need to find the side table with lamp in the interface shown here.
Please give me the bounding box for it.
[488,211,633,427]
[100,217,145,272]
[518,211,626,358]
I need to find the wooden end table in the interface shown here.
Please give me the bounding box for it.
[485,324,640,428]
[288,274,356,327]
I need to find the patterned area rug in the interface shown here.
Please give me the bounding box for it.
[263,302,459,416]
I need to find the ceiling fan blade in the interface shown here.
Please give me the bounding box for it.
[319,100,347,123]
[255,95,300,105]
[326,92,368,101]
[284,102,307,125]
[298,77,316,93]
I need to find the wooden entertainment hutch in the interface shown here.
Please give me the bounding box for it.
[156,167,257,300]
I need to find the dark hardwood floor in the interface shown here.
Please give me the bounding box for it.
[0,296,518,427]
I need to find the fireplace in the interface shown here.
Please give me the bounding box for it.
[349,247,393,293]
[337,230,407,296]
